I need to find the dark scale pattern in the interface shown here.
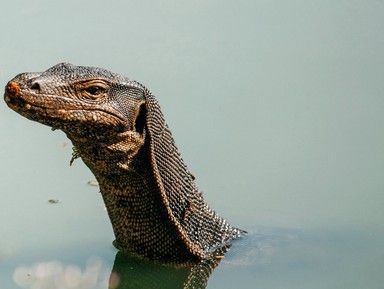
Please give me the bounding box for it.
[145,93,243,258]
[3,63,244,262]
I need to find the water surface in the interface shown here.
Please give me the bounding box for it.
[1,1,384,288]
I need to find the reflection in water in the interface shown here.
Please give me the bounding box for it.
[13,251,223,289]
[13,257,110,289]
[110,251,222,289]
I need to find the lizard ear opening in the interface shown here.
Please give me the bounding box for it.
[134,103,146,134]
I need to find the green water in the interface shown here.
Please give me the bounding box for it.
[1,1,384,288]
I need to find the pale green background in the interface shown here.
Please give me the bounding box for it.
[0,1,383,288]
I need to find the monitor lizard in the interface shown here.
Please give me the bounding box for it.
[4,63,244,262]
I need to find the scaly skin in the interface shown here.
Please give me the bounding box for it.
[4,63,244,262]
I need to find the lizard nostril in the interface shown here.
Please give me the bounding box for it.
[30,81,41,91]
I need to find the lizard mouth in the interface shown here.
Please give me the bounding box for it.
[4,82,127,131]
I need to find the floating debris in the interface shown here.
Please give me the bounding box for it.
[48,199,59,204]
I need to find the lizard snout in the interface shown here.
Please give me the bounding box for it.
[5,81,21,98]
[4,81,27,109]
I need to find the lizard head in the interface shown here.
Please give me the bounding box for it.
[4,63,147,142]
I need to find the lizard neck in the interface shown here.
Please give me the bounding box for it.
[66,129,194,260]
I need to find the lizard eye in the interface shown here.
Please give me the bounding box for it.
[79,81,109,99]
[85,86,105,95]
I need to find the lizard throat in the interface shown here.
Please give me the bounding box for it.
[67,129,146,179]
